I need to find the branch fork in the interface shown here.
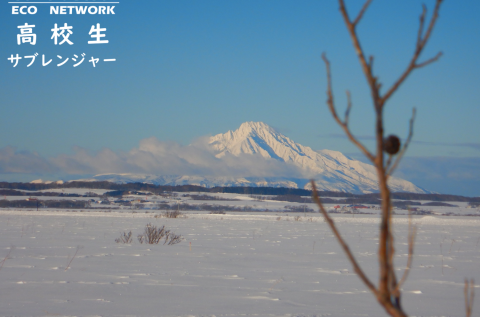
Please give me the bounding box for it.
[314,1,457,316]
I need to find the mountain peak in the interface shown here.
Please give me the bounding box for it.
[209,121,299,160]
[77,121,428,194]
[238,121,275,133]
[207,121,427,194]
[225,122,279,141]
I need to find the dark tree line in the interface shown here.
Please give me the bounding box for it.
[0,200,89,209]
[1,181,478,202]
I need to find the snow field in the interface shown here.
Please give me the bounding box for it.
[0,210,478,316]
[3,189,479,216]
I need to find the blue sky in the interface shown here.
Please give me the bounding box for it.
[1,1,480,196]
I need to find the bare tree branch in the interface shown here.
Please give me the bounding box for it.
[465,279,475,317]
[311,180,378,295]
[382,0,443,104]
[321,1,443,316]
[385,154,394,174]
[338,0,377,101]
[322,53,376,163]
[368,55,375,73]
[416,5,427,49]
[388,108,416,176]
[388,228,398,302]
[352,0,373,26]
[420,0,443,49]
[65,245,83,271]
[0,245,14,271]
[415,52,443,69]
[345,90,352,126]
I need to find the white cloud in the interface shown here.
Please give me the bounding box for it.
[0,146,57,174]
[48,136,305,178]
[2,138,479,196]
[394,156,480,196]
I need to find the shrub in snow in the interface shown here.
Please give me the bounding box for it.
[115,231,133,244]
[137,223,183,245]
[162,210,183,218]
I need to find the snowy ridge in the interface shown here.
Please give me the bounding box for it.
[76,122,428,194]
[208,122,426,193]
[77,173,304,189]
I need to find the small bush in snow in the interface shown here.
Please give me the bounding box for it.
[163,210,183,218]
[115,231,133,244]
[166,232,183,245]
[137,223,183,245]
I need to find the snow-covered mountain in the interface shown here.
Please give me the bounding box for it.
[76,121,428,194]
[208,122,426,193]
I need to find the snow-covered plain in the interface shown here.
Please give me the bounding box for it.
[4,189,479,216]
[0,207,478,316]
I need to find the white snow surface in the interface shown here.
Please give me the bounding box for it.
[0,209,478,317]
[79,173,303,189]
[30,179,64,185]
[78,122,427,194]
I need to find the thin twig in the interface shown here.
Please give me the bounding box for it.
[352,0,373,26]
[419,0,443,49]
[311,180,378,295]
[388,108,416,176]
[386,210,401,306]
[65,245,83,271]
[382,0,443,104]
[338,0,377,98]
[394,210,417,294]
[441,254,444,276]
[465,279,475,317]
[416,5,427,49]
[322,53,375,163]
[0,245,15,271]
[345,90,352,126]
[415,52,443,68]
[385,154,394,172]
[449,239,456,255]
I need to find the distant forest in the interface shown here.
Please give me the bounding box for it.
[0,181,479,202]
